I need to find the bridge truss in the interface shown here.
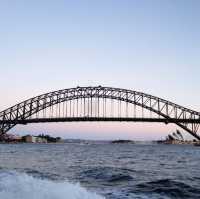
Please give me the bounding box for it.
[0,86,200,140]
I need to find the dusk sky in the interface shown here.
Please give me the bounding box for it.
[0,0,200,140]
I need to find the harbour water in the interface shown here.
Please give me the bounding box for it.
[0,141,200,199]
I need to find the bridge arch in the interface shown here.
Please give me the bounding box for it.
[0,86,200,140]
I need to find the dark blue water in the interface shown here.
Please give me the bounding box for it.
[0,141,200,199]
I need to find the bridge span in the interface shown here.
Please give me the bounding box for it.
[0,86,200,140]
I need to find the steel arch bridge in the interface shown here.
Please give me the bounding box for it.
[0,86,200,140]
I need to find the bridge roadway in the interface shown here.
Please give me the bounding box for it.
[1,117,200,125]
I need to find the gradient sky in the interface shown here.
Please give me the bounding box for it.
[0,0,200,140]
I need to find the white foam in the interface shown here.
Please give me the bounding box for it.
[0,171,104,199]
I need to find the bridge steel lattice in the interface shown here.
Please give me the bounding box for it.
[0,86,200,140]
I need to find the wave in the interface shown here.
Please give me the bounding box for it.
[0,171,104,199]
[80,166,133,183]
[135,179,200,199]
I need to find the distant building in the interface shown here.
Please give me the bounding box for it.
[25,135,37,143]
[23,135,47,143]
[36,136,47,143]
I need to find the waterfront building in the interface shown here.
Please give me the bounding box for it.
[23,135,47,143]
[24,135,37,143]
[36,137,47,143]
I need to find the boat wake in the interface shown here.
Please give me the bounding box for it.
[0,171,104,199]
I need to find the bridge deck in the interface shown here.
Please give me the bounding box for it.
[1,117,200,124]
